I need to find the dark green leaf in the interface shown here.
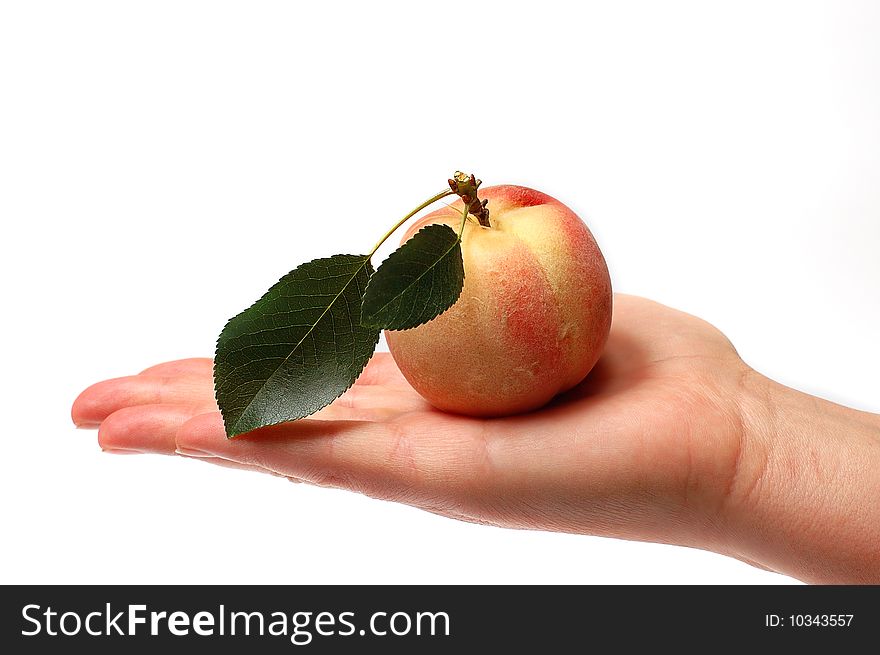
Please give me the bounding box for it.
[214,254,379,437]
[361,224,464,330]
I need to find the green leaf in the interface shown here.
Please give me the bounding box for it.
[214,254,379,437]
[361,224,465,331]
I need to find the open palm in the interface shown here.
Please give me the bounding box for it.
[73,294,751,551]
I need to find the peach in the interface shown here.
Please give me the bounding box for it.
[385,184,612,417]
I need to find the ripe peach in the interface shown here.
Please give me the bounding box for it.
[385,185,612,417]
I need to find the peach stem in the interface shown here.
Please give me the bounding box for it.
[369,189,455,257]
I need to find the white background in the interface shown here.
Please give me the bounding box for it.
[1,1,877,584]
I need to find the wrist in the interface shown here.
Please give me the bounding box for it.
[721,369,880,583]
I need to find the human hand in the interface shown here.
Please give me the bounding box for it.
[72,294,880,583]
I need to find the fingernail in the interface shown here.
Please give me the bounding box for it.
[175,446,214,458]
[75,421,101,429]
[101,447,142,455]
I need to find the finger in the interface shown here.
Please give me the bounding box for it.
[92,353,413,427]
[137,353,406,387]
[175,412,485,505]
[139,358,214,377]
[307,387,422,422]
[93,389,399,455]
[98,403,214,454]
[72,374,216,427]
[357,352,411,388]
[175,450,286,477]
[97,404,301,480]
[318,383,430,419]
